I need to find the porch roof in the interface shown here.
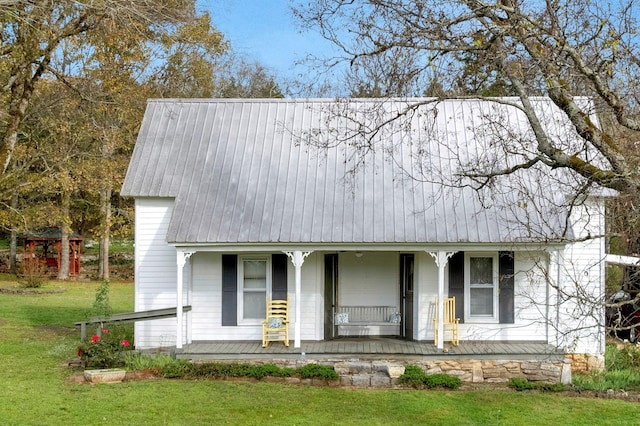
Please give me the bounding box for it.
[121,98,596,245]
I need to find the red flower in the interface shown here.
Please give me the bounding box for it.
[77,348,84,357]
[91,335,100,342]
[102,329,109,334]
[120,339,130,347]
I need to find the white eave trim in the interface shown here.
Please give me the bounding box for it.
[169,242,568,252]
[605,254,640,266]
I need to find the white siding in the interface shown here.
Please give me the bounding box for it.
[415,251,549,342]
[415,252,438,341]
[189,251,323,342]
[411,199,604,356]
[134,198,179,349]
[300,252,324,341]
[553,199,606,355]
[134,196,604,358]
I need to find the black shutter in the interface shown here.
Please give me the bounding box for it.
[221,254,237,326]
[499,251,515,324]
[272,253,288,300]
[448,251,464,323]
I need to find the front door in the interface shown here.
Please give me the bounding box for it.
[324,253,338,339]
[400,253,415,340]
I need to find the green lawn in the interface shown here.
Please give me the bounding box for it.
[1,279,639,425]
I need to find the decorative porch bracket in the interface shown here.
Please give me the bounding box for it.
[284,250,313,349]
[428,251,456,351]
[176,250,195,349]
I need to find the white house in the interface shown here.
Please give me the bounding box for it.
[120,97,607,366]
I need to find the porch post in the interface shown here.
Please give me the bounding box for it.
[428,251,456,351]
[284,250,312,349]
[176,250,194,349]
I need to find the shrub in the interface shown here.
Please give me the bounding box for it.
[510,377,535,391]
[399,365,461,389]
[153,361,334,382]
[18,262,47,288]
[160,360,191,378]
[297,364,339,380]
[77,329,133,368]
[398,365,427,388]
[606,342,640,371]
[538,382,567,392]
[191,362,252,378]
[509,378,566,392]
[261,363,294,378]
[164,362,297,381]
[424,373,462,389]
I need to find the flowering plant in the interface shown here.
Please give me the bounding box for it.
[77,326,133,368]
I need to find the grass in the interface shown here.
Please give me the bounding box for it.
[82,240,134,256]
[1,278,640,425]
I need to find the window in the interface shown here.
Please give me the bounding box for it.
[222,253,288,327]
[238,256,271,323]
[464,253,498,322]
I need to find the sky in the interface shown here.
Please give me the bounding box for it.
[199,0,339,82]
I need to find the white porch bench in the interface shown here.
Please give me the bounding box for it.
[334,305,401,337]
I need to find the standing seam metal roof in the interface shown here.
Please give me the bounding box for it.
[120,98,591,244]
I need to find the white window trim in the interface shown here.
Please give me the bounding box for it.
[237,255,272,325]
[463,252,499,323]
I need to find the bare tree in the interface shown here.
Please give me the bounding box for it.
[294,0,640,193]
[294,0,640,346]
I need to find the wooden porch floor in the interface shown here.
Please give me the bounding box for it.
[178,338,565,362]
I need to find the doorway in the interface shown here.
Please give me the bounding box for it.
[400,253,415,340]
[324,253,338,339]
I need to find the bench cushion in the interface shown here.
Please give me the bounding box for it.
[268,317,283,328]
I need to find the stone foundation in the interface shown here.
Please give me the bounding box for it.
[234,357,572,388]
[565,353,605,373]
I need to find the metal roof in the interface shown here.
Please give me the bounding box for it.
[121,98,595,245]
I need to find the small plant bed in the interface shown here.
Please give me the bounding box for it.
[398,365,462,389]
[509,377,567,392]
[571,341,640,394]
[71,356,342,385]
[156,361,339,382]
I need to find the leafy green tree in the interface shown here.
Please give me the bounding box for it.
[0,2,235,278]
[0,0,199,177]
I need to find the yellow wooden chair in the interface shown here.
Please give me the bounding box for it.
[433,296,459,346]
[261,297,289,347]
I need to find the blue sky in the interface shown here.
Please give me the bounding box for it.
[200,0,338,81]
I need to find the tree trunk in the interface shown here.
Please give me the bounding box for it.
[57,191,71,280]
[9,230,17,274]
[9,190,17,274]
[98,186,112,280]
